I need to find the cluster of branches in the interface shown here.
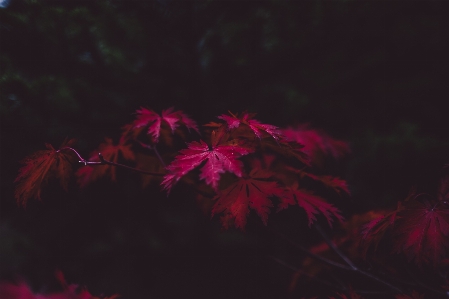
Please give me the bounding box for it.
[7,107,449,299]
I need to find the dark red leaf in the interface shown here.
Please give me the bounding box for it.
[393,199,449,265]
[132,107,199,143]
[282,126,350,165]
[279,183,344,227]
[287,168,350,195]
[14,139,77,206]
[211,168,283,229]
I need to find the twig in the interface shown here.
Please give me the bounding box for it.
[269,228,404,294]
[270,256,343,289]
[268,228,353,271]
[137,141,166,168]
[97,153,165,176]
[313,224,404,294]
[152,145,166,168]
[58,147,84,161]
[271,256,395,296]
[59,147,165,176]
[314,223,357,269]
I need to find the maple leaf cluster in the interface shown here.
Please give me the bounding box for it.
[161,111,350,229]
[124,107,199,145]
[359,170,449,268]
[12,107,449,297]
[14,108,350,230]
[361,193,449,266]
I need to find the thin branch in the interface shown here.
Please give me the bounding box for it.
[268,228,353,271]
[58,147,84,162]
[313,224,404,294]
[59,147,165,176]
[152,145,166,168]
[355,267,403,294]
[314,223,357,269]
[269,228,404,294]
[271,256,395,296]
[270,256,343,289]
[97,153,165,176]
[137,141,166,168]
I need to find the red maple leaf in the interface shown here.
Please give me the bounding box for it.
[310,174,350,195]
[14,139,77,207]
[393,199,449,266]
[162,138,253,192]
[282,125,350,165]
[218,111,282,140]
[360,203,402,257]
[211,168,283,229]
[76,137,135,187]
[278,183,344,227]
[132,107,199,142]
[286,167,350,195]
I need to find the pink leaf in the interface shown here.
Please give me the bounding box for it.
[212,169,283,229]
[279,184,344,227]
[162,140,253,192]
[218,112,282,140]
[282,125,350,164]
[133,107,198,142]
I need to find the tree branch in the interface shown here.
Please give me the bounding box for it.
[270,256,343,290]
[314,223,357,270]
[96,153,165,176]
[313,223,404,294]
[268,228,353,271]
[269,227,404,294]
[59,147,165,176]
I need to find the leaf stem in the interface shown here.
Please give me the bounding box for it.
[58,146,164,176]
[97,153,165,176]
[314,223,357,269]
[137,141,166,168]
[57,147,85,162]
[152,145,166,168]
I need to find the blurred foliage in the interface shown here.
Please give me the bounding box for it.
[1,0,448,298]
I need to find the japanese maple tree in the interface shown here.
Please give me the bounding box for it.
[10,107,449,298]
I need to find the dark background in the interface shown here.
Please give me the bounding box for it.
[1,1,449,298]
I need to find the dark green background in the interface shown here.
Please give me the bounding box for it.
[1,1,448,298]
